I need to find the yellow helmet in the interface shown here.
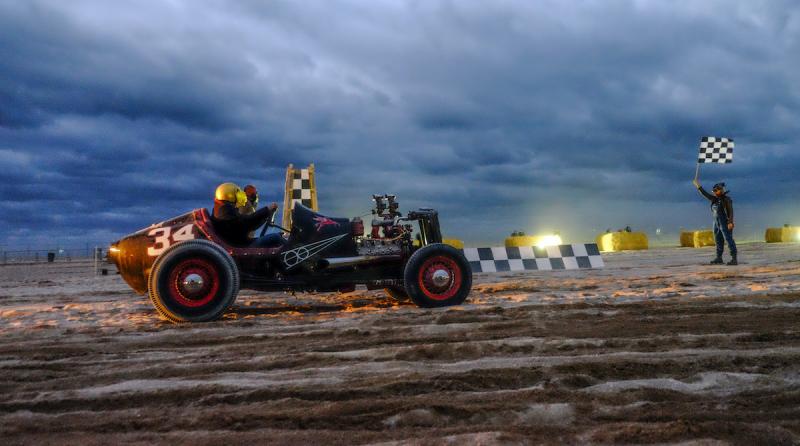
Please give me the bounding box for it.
[215,182,247,208]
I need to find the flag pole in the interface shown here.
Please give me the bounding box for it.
[694,162,700,181]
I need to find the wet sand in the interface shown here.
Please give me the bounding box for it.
[2,243,800,445]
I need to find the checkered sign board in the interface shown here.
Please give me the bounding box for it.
[282,164,318,230]
[698,137,734,164]
[462,244,604,273]
[290,168,314,208]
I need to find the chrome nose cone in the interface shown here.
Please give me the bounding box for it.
[182,273,205,293]
[431,269,451,287]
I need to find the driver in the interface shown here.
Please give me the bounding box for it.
[212,182,281,247]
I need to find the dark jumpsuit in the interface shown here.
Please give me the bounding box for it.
[212,201,284,248]
[697,187,737,258]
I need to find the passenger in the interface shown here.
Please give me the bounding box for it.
[693,179,738,265]
[212,183,280,247]
[241,184,259,239]
[242,184,258,215]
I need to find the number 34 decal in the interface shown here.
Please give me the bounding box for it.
[147,224,196,256]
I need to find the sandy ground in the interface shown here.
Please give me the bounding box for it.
[2,242,800,445]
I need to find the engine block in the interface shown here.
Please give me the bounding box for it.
[357,238,402,256]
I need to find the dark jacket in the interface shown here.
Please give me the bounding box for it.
[240,199,258,238]
[240,197,258,216]
[212,201,274,246]
[697,186,734,223]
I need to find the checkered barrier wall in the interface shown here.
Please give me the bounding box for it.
[461,244,603,273]
[282,163,318,230]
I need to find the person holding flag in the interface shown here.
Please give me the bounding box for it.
[692,136,738,265]
[692,180,737,265]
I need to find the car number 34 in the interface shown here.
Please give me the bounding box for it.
[147,224,196,256]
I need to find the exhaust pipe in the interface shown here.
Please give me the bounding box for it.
[319,255,401,269]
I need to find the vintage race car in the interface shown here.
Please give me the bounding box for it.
[108,195,472,322]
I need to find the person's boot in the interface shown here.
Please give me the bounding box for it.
[710,257,724,265]
[727,256,738,266]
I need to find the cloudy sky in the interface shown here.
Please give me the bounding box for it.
[1,0,799,248]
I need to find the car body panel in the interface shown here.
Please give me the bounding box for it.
[109,211,201,294]
[109,205,375,295]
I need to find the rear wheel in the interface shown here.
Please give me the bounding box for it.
[403,243,472,308]
[148,240,239,322]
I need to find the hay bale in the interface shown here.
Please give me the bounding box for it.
[505,236,538,247]
[597,231,648,252]
[442,238,464,249]
[680,230,714,248]
[765,227,800,243]
[693,230,715,247]
[504,235,562,248]
[765,228,781,243]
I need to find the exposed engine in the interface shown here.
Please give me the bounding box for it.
[357,238,402,256]
[353,194,413,257]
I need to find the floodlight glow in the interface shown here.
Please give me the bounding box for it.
[535,235,563,248]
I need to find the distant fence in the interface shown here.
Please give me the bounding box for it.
[0,246,108,264]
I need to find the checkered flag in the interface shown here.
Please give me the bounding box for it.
[698,137,734,164]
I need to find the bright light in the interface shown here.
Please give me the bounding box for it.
[535,234,563,248]
[109,247,120,253]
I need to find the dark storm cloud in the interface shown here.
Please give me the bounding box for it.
[1,0,799,248]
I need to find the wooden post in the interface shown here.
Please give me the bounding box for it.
[282,163,294,232]
[309,163,318,211]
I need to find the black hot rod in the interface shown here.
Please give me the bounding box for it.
[108,195,472,322]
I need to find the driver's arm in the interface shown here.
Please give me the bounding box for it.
[238,205,274,231]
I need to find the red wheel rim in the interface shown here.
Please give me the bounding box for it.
[417,255,462,301]
[168,258,219,308]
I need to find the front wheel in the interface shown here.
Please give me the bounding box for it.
[403,243,472,308]
[148,239,239,322]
